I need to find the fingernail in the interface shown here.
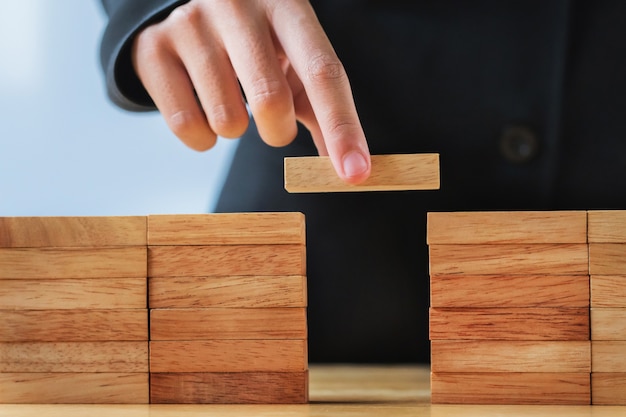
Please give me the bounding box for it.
[342,151,369,178]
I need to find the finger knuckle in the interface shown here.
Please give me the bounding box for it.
[306,53,345,82]
[168,110,206,141]
[208,104,249,138]
[168,2,203,27]
[248,77,290,114]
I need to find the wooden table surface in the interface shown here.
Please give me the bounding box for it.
[0,365,623,416]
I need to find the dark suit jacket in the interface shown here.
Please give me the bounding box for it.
[100,0,626,363]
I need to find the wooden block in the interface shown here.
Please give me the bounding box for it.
[0,342,148,372]
[284,153,440,193]
[0,216,146,248]
[0,373,148,404]
[429,244,589,276]
[150,340,307,372]
[0,278,146,310]
[588,210,626,243]
[431,372,590,405]
[148,245,305,277]
[150,308,306,340]
[591,308,626,340]
[149,276,307,308]
[592,341,626,372]
[0,247,147,279]
[429,308,589,341]
[431,341,590,373]
[150,372,308,404]
[589,244,626,275]
[147,213,305,245]
[591,275,626,308]
[0,310,147,342]
[427,211,587,244]
[592,373,626,405]
[430,275,589,308]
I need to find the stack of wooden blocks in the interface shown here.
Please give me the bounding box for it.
[428,210,626,405]
[0,213,308,404]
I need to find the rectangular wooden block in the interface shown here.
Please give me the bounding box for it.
[148,245,305,277]
[0,373,149,404]
[150,340,307,372]
[147,213,305,245]
[431,341,590,373]
[149,276,307,308]
[150,372,308,404]
[430,275,589,308]
[0,216,147,248]
[0,278,147,310]
[592,341,626,372]
[150,308,306,340]
[591,275,626,308]
[588,210,626,243]
[0,310,148,342]
[284,153,440,193]
[429,308,589,341]
[0,247,147,279]
[592,373,626,405]
[431,372,590,405]
[427,211,587,244]
[429,244,589,276]
[589,244,626,275]
[591,308,626,340]
[0,342,148,372]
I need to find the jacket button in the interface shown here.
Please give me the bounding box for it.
[499,125,539,163]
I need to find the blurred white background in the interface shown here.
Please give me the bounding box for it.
[0,1,238,216]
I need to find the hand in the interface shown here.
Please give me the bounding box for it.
[132,0,371,184]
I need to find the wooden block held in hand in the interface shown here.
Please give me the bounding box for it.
[431,372,590,405]
[589,244,626,275]
[592,341,626,372]
[150,372,308,404]
[0,342,148,372]
[592,373,626,405]
[150,340,307,372]
[0,373,149,404]
[0,247,147,279]
[588,210,626,243]
[430,275,589,308]
[427,211,587,244]
[431,341,590,373]
[591,275,626,308]
[150,308,306,340]
[148,213,305,245]
[429,308,589,341]
[149,276,307,308]
[591,308,626,340]
[429,244,589,276]
[0,216,146,248]
[284,153,440,193]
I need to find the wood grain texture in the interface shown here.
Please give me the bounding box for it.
[591,275,626,308]
[592,373,626,405]
[431,372,590,405]
[430,275,589,308]
[147,213,305,245]
[150,372,308,404]
[0,373,148,404]
[429,308,589,341]
[0,247,147,279]
[592,341,626,372]
[150,308,306,340]
[148,245,305,277]
[427,211,587,244]
[429,244,589,276]
[591,308,626,340]
[0,216,146,248]
[588,210,626,243]
[0,278,146,310]
[0,342,148,372]
[431,341,590,373]
[149,276,306,308]
[150,340,307,372]
[284,154,440,193]
[589,244,626,275]
[0,310,148,342]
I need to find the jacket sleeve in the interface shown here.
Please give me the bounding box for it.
[99,0,189,111]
